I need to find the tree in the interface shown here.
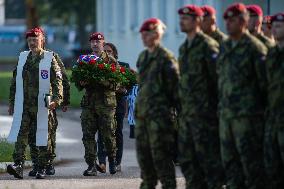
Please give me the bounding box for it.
[36,0,96,49]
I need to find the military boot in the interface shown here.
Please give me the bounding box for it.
[28,164,38,177]
[83,164,97,176]
[46,164,55,175]
[36,168,46,179]
[108,158,116,175]
[7,163,23,179]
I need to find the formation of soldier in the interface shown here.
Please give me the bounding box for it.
[5,2,284,189]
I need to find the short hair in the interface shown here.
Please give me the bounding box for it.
[104,42,118,59]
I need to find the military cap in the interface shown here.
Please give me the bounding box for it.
[139,18,165,32]
[223,3,247,19]
[178,5,203,17]
[89,32,105,41]
[246,5,263,17]
[271,12,284,23]
[201,5,216,16]
[25,27,45,39]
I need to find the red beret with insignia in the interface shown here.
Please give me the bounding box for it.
[201,5,216,16]
[178,5,203,17]
[271,12,284,23]
[25,27,45,39]
[263,15,272,24]
[89,32,105,41]
[139,18,163,32]
[223,3,247,19]
[246,5,263,17]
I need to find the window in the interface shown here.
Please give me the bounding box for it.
[117,0,126,32]
[130,0,139,31]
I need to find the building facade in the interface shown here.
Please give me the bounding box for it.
[96,0,282,68]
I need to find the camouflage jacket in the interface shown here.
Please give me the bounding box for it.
[78,51,118,109]
[217,32,268,118]
[135,45,180,118]
[178,31,219,117]
[48,50,70,106]
[9,50,63,112]
[209,28,228,45]
[256,33,275,49]
[266,45,284,116]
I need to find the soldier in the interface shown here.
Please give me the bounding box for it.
[97,42,130,173]
[262,15,275,42]
[201,5,228,44]
[7,27,63,179]
[247,4,275,48]
[264,12,284,189]
[135,18,179,189]
[218,3,267,189]
[177,5,225,189]
[75,32,118,176]
[27,45,70,177]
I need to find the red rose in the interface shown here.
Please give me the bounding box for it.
[120,67,126,73]
[89,59,96,65]
[98,64,104,69]
[111,64,116,72]
[79,61,84,65]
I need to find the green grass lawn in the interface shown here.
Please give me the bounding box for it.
[0,138,30,162]
[0,70,83,107]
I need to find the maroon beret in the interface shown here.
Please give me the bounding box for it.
[201,5,216,16]
[89,32,105,41]
[178,5,203,17]
[271,13,284,23]
[25,27,45,39]
[139,18,162,32]
[223,3,247,19]
[246,5,263,17]
[263,15,272,24]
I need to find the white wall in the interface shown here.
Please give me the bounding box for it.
[0,0,5,25]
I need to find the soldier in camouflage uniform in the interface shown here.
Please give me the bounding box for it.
[264,12,284,189]
[246,5,275,49]
[218,3,267,189]
[262,15,275,42]
[75,32,118,176]
[7,27,63,179]
[201,5,228,44]
[135,18,179,189]
[177,5,225,189]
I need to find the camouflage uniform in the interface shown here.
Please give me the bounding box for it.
[135,45,179,189]
[178,31,224,189]
[255,33,275,49]
[46,52,70,165]
[76,51,117,166]
[217,32,267,189]
[208,28,228,44]
[264,45,284,189]
[9,50,63,169]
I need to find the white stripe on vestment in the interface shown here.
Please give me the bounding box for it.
[7,51,30,143]
[7,51,53,146]
[36,51,53,146]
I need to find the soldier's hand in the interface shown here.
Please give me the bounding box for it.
[8,106,14,115]
[62,106,68,112]
[49,102,58,110]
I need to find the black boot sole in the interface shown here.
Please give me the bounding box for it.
[46,170,55,175]
[83,172,97,176]
[7,165,23,179]
[35,174,45,179]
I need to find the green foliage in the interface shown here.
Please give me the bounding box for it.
[0,138,31,162]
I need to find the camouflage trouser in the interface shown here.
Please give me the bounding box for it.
[219,116,265,189]
[28,110,57,167]
[135,115,176,189]
[264,115,284,189]
[178,115,224,189]
[81,107,116,165]
[13,111,50,168]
